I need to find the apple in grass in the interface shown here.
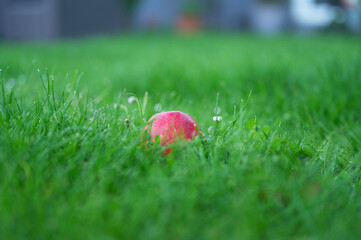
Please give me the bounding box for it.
[144,111,202,155]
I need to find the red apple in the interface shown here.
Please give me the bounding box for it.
[144,111,202,155]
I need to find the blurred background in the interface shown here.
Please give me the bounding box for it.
[0,0,360,41]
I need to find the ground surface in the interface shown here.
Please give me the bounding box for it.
[0,34,361,239]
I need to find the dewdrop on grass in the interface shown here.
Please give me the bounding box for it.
[154,103,162,112]
[213,116,222,122]
[127,96,137,104]
[213,106,221,114]
[208,126,215,135]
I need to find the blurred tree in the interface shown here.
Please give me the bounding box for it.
[182,0,202,16]
[315,0,360,8]
[317,0,361,33]
[124,0,140,10]
[315,0,342,6]
[258,0,289,3]
[176,0,203,32]
[118,0,141,29]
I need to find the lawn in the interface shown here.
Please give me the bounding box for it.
[0,34,361,239]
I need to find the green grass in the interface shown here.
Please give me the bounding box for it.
[0,34,361,239]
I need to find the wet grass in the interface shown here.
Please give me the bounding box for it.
[0,34,361,239]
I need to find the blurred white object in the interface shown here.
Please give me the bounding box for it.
[291,0,334,28]
[213,116,222,122]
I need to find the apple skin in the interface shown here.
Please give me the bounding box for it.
[144,111,202,155]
